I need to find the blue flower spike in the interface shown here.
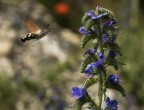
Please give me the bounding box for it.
[73,5,125,110]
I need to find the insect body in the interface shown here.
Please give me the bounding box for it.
[21,30,51,42]
[21,17,51,42]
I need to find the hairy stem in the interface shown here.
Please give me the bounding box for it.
[96,17,104,110]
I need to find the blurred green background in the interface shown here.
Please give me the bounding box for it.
[0,0,143,110]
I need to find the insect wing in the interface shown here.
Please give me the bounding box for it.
[25,17,41,34]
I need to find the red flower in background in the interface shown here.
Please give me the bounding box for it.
[54,2,70,15]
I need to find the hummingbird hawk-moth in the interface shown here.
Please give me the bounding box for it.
[21,17,52,42]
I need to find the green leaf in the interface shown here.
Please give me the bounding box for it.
[80,56,93,73]
[106,58,119,70]
[83,77,99,89]
[74,96,92,110]
[105,82,126,97]
[98,7,117,21]
[92,39,99,49]
[80,35,95,48]
[82,12,90,24]
[81,10,95,24]
[108,43,122,56]
[84,19,96,31]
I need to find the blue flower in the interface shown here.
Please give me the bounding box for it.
[91,59,104,68]
[83,59,104,76]
[85,73,93,78]
[83,52,104,76]
[107,74,119,85]
[96,52,104,59]
[84,48,96,56]
[86,11,107,20]
[105,97,118,110]
[102,34,118,43]
[92,13,107,20]
[105,19,117,27]
[102,34,109,42]
[83,64,94,74]
[79,27,92,35]
[109,50,117,58]
[86,11,96,18]
[71,87,87,99]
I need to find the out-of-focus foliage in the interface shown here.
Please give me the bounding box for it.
[0,75,18,110]
[120,29,144,109]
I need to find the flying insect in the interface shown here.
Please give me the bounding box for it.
[21,17,53,42]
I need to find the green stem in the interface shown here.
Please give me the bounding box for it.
[97,15,108,109]
[96,17,104,110]
[97,72,103,110]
